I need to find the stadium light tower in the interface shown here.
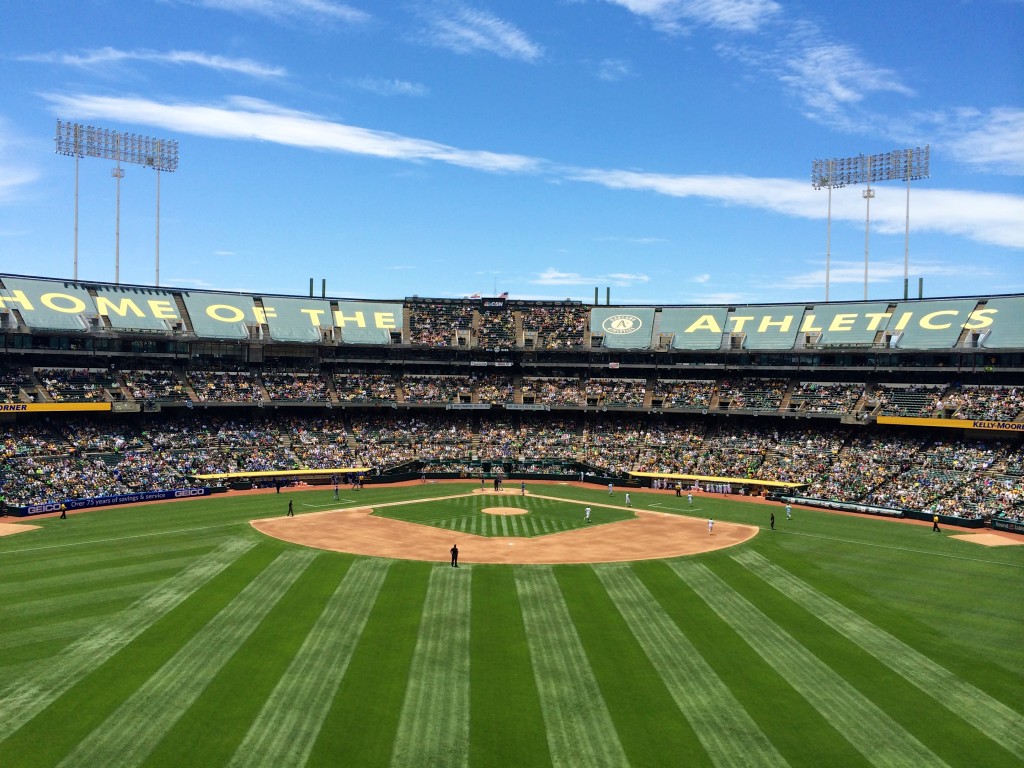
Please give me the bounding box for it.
[812,145,929,301]
[56,120,179,285]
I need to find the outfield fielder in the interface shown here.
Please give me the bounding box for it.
[585,507,591,523]
[786,503,792,520]
[624,493,631,507]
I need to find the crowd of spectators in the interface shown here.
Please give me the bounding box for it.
[520,305,587,349]
[0,368,29,403]
[788,382,863,414]
[36,368,119,402]
[474,374,515,405]
[870,384,944,417]
[936,385,1024,422]
[475,309,516,349]
[333,373,396,402]
[521,377,586,406]
[121,368,190,401]
[2,409,1022,521]
[652,379,714,410]
[187,370,266,403]
[262,371,330,402]
[720,378,789,411]
[408,302,474,346]
[401,376,473,404]
[585,378,647,407]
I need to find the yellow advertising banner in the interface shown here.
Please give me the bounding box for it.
[191,467,372,480]
[0,402,111,413]
[877,415,1024,432]
[629,471,804,488]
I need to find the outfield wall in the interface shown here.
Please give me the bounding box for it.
[10,487,212,517]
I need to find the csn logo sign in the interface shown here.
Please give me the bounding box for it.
[601,314,642,335]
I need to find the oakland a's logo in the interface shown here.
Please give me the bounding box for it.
[602,314,642,335]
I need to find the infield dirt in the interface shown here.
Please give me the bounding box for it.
[252,493,757,565]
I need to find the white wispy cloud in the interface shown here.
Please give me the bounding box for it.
[19,47,286,78]
[532,268,650,286]
[605,0,781,33]
[348,77,429,97]
[938,107,1024,176]
[680,290,751,304]
[597,58,633,81]
[0,120,40,203]
[776,30,914,122]
[43,93,540,173]
[716,20,914,131]
[594,235,667,244]
[167,277,220,289]
[418,5,543,61]
[692,273,711,283]
[781,259,974,290]
[0,166,37,204]
[39,93,1024,250]
[179,0,369,24]
[565,166,1024,249]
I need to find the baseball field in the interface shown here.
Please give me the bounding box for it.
[0,481,1021,768]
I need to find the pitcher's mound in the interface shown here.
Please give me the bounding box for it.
[482,507,527,515]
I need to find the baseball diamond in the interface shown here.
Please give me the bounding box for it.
[0,482,1021,768]
[2,275,1023,767]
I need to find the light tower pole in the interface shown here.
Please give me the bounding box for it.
[812,146,929,301]
[862,155,874,300]
[56,120,179,285]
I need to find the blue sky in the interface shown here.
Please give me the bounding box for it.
[1,0,1022,305]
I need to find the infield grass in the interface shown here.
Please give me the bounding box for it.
[0,481,1021,767]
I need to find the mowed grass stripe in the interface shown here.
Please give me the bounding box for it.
[306,560,432,767]
[470,567,551,768]
[0,536,256,743]
[1,609,145,652]
[733,550,1024,762]
[633,560,869,768]
[55,548,316,768]
[0,554,206,597]
[672,561,950,768]
[226,558,390,768]
[390,566,472,768]
[146,554,358,768]
[515,566,629,768]
[558,565,713,767]
[0,560,201,619]
[595,565,785,768]
[0,540,219,584]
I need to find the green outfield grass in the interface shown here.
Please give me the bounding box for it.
[0,481,1021,768]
